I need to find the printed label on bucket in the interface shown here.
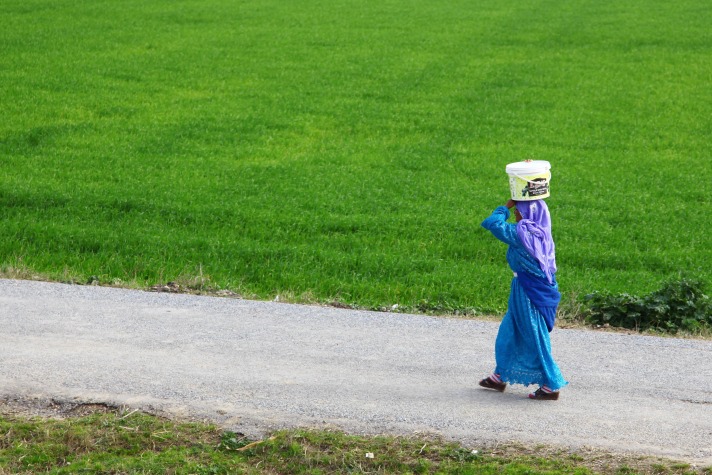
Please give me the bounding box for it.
[508,172,550,200]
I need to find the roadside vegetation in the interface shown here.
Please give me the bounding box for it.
[1,407,709,475]
[583,278,712,334]
[1,0,711,317]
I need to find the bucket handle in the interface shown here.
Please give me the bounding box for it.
[509,171,552,184]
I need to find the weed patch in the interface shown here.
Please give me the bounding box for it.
[584,278,712,334]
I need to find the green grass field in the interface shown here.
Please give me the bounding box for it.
[1,0,710,313]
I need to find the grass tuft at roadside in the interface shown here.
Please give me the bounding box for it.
[0,405,709,475]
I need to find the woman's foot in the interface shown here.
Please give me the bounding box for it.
[528,386,559,400]
[479,374,506,392]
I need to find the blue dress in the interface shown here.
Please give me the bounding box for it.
[481,206,568,391]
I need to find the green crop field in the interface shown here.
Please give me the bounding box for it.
[1,0,710,314]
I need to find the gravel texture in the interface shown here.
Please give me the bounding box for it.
[1,279,711,464]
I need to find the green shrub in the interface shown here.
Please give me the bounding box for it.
[584,278,712,333]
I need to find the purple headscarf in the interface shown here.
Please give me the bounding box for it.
[515,200,557,283]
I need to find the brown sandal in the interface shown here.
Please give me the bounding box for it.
[528,388,559,400]
[479,377,506,392]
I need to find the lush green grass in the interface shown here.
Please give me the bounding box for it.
[1,409,706,474]
[1,0,710,313]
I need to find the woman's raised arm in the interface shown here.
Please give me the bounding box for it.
[481,204,519,246]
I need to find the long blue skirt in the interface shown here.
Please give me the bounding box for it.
[494,278,568,390]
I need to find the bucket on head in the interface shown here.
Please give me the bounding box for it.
[505,160,551,200]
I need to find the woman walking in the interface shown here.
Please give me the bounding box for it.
[479,199,567,400]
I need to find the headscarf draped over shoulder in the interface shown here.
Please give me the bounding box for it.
[515,200,557,284]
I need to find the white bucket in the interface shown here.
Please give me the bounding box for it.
[505,160,551,201]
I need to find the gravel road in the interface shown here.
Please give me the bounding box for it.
[1,279,711,464]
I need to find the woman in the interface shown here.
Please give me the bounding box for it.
[479,198,567,400]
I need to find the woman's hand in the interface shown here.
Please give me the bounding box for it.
[505,199,516,209]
